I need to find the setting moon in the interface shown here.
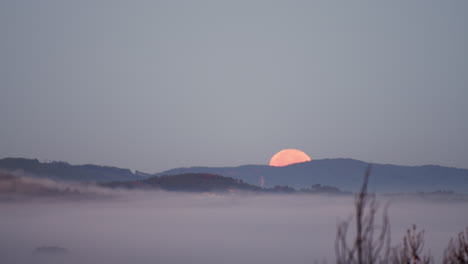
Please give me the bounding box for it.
[269,149,312,167]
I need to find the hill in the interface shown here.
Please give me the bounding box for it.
[103,173,351,194]
[104,173,263,193]
[156,159,468,193]
[0,158,150,182]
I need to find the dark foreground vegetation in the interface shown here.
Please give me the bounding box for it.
[335,165,468,264]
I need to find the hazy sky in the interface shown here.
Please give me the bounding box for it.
[1,0,467,172]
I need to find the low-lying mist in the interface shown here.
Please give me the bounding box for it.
[1,190,467,264]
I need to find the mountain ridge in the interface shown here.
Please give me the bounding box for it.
[169,158,468,171]
[1,157,468,193]
[157,159,468,193]
[0,157,150,182]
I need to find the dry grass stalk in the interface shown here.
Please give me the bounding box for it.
[391,225,433,264]
[335,165,391,264]
[443,228,468,264]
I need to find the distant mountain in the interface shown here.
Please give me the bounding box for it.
[3,157,468,194]
[157,159,468,193]
[104,173,262,193]
[0,158,150,182]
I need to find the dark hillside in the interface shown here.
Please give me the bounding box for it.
[0,158,149,182]
[104,173,262,193]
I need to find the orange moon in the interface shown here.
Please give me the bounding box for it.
[269,149,312,167]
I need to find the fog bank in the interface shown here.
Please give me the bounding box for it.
[1,193,467,264]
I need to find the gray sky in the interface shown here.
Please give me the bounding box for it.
[1,0,467,173]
